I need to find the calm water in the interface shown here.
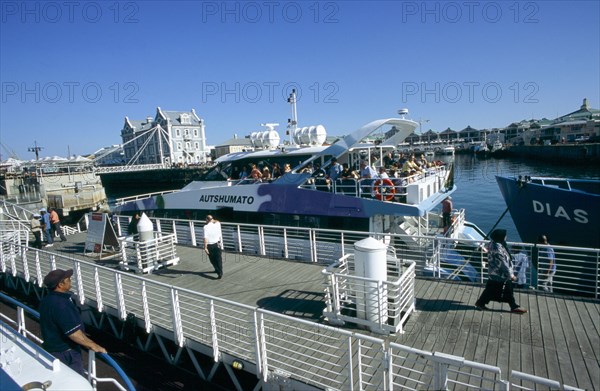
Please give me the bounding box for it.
[440,154,600,242]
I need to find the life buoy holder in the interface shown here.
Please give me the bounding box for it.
[373,178,395,201]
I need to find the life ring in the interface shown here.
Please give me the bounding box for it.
[373,178,395,201]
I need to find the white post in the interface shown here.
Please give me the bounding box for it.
[354,237,388,333]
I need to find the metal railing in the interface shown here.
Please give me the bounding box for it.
[322,254,416,334]
[0,239,588,390]
[118,232,179,274]
[110,215,600,298]
[0,291,135,391]
[0,199,35,221]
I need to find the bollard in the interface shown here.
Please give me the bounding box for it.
[353,237,388,333]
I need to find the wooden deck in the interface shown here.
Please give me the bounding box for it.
[40,234,600,390]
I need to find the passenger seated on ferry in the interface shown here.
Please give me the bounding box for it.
[250,163,263,182]
[359,161,377,196]
[359,160,376,179]
[230,166,241,180]
[376,166,390,179]
[340,163,357,179]
[383,152,394,167]
[283,163,292,174]
[262,166,272,181]
[240,165,249,180]
[401,157,419,176]
[313,163,330,191]
[271,162,282,179]
[337,163,357,194]
[397,153,407,165]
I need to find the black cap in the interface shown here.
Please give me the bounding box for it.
[43,269,73,290]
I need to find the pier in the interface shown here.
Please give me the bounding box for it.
[1,227,598,390]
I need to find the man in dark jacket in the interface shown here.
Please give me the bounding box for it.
[39,269,107,376]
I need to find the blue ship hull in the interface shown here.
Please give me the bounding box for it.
[496,176,600,248]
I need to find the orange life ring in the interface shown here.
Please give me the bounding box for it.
[373,178,395,201]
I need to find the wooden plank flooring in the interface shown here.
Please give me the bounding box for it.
[36,235,600,390]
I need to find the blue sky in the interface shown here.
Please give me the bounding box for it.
[1,0,599,158]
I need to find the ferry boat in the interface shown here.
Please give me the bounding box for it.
[114,97,477,242]
[496,175,600,248]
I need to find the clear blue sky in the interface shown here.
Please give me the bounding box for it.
[1,0,599,158]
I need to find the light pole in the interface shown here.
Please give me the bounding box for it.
[28,141,43,161]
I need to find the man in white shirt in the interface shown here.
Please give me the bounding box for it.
[359,160,376,179]
[203,215,223,279]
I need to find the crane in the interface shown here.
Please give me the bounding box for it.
[0,142,20,160]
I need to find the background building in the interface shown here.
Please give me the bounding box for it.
[120,107,209,165]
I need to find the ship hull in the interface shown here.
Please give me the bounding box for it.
[496,176,600,248]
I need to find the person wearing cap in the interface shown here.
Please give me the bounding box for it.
[39,269,107,376]
[30,213,43,249]
[39,208,53,247]
[203,215,223,279]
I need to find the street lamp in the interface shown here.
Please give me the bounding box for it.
[28,141,43,161]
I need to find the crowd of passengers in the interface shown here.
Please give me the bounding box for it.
[228,152,447,190]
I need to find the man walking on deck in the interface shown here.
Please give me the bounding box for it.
[203,215,224,279]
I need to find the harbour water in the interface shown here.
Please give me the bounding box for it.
[444,154,600,242]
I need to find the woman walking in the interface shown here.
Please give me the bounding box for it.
[475,229,527,314]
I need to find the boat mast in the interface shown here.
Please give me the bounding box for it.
[287,89,298,145]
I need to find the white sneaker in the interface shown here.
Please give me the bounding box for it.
[45,243,54,247]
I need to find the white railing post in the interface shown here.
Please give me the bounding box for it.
[252,311,263,378]
[347,337,354,391]
[115,273,126,320]
[209,299,219,362]
[310,229,317,263]
[74,263,85,305]
[258,312,268,382]
[141,281,152,333]
[22,249,30,282]
[189,220,196,247]
[236,225,242,253]
[258,226,265,256]
[9,242,17,276]
[283,228,288,259]
[171,220,177,244]
[94,267,103,313]
[17,306,27,337]
[34,250,42,288]
[170,288,184,347]
[50,254,56,272]
[431,352,464,390]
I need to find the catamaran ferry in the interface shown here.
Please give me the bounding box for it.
[115,94,483,245]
